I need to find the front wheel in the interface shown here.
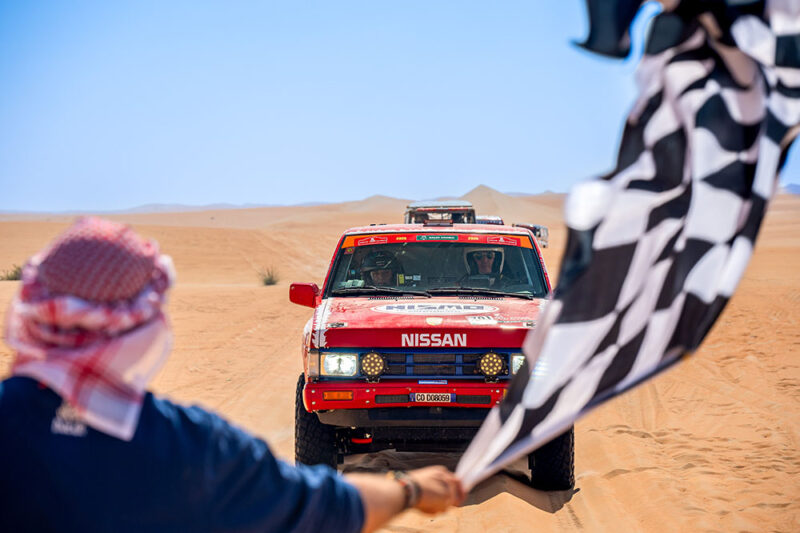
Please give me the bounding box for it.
[528,426,575,491]
[294,374,338,469]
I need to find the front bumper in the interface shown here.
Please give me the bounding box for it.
[303,379,507,413]
[316,406,492,428]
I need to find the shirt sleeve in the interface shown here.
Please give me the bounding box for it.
[198,409,364,533]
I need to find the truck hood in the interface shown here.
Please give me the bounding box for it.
[309,296,547,349]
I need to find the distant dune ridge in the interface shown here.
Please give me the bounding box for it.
[0,184,557,216]
[0,188,798,532]
[780,183,800,195]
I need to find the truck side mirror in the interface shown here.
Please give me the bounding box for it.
[290,283,320,308]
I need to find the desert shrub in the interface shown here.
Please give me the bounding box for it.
[258,266,279,286]
[0,264,22,281]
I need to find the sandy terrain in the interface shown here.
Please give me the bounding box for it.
[1,186,797,532]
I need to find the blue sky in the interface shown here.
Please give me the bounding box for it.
[1,1,797,211]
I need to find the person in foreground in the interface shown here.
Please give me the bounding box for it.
[0,217,465,533]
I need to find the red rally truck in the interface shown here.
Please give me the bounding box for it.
[290,221,574,490]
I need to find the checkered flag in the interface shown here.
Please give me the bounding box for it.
[458,0,800,490]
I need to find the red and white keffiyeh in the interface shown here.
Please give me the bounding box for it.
[4,217,175,441]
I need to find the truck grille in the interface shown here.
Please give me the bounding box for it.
[362,351,510,379]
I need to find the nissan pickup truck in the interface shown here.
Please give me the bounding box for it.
[290,221,574,490]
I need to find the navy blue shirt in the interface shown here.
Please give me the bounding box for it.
[0,377,364,533]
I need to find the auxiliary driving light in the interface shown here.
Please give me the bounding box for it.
[361,352,386,380]
[478,352,504,379]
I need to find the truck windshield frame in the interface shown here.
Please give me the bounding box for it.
[324,234,548,299]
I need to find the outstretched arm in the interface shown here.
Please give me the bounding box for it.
[345,466,465,533]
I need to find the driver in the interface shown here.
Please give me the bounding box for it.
[361,250,401,286]
[464,248,504,285]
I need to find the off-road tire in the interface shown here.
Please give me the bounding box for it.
[294,374,338,469]
[528,426,575,491]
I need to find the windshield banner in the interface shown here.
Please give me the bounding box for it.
[341,233,532,248]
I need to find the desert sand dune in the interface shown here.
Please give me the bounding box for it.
[463,184,564,228]
[0,188,797,532]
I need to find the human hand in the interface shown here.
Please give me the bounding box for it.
[406,466,466,514]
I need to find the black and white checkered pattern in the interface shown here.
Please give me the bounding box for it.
[458,0,800,489]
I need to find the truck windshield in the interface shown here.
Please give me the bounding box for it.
[326,236,548,298]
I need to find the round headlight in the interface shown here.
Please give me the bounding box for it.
[478,352,504,378]
[361,352,386,379]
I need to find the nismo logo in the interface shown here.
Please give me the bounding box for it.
[372,303,499,315]
[401,333,467,347]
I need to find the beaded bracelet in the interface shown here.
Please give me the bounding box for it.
[388,470,421,510]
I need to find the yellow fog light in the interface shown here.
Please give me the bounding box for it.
[361,352,386,380]
[478,352,504,379]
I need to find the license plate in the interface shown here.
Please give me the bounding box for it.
[410,393,454,403]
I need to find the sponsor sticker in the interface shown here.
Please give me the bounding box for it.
[416,235,458,241]
[466,315,498,325]
[426,317,444,326]
[356,236,388,246]
[487,235,518,246]
[497,319,536,327]
[372,303,499,315]
[418,379,447,384]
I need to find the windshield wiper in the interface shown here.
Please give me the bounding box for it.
[427,287,534,300]
[331,286,432,297]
